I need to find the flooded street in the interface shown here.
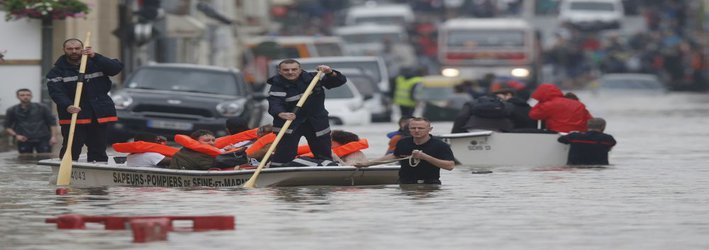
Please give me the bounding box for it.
[2,92,709,250]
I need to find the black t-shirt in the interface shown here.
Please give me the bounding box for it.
[394,136,455,183]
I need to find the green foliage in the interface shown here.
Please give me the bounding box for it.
[1,0,90,21]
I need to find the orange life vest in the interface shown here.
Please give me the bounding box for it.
[112,141,179,157]
[174,134,225,157]
[214,128,259,149]
[299,139,369,158]
[245,133,276,156]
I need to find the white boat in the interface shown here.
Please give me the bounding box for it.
[38,157,400,188]
[438,131,570,167]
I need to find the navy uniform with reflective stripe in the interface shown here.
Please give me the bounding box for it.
[266,70,346,167]
[46,53,123,162]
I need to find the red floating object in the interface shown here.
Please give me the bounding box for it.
[130,218,171,243]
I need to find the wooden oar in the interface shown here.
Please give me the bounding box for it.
[243,70,324,188]
[56,32,91,186]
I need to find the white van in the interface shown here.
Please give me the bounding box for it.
[559,0,624,30]
[438,18,540,83]
[334,24,416,75]
[345,4,414,27]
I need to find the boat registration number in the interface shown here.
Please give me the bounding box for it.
[147,120,194,131]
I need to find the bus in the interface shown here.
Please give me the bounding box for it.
[438,18,541,85]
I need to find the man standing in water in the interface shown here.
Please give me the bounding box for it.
[46,38,123,162]
[4,89,59,154]
[558,118,617,165]
[358,117,455,184]
[266,59,346,167]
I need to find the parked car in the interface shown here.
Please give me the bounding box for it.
[268,56,392,122]
[108,63,266,143]
[592,73,667,92]
[323,81,372,126]
[559,0,624,31]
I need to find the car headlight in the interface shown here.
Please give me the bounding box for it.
[111,92,133,109]
[441,68,460,77]
[511,68,530,78]
[216,99,246,116]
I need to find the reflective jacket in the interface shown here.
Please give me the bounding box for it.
[266,70,346,135]
[529,84,592,133]
[394,76,421,107]
[46,54,123,125]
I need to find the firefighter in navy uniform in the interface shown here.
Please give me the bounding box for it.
[46,38,124,162]
[266,59,346,167]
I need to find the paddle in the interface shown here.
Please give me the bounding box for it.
[243,70,325,188]
[56,32,91,186]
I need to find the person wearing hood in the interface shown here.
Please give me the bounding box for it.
[494,88,537,130]
[46,38,123,162]
[266,59,346,167]
[529,83,592,133]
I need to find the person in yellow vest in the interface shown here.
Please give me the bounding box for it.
[393,67,424,118]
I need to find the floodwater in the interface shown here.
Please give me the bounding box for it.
[2,91,709,250]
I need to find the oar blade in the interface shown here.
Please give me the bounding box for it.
[56,154,74,186]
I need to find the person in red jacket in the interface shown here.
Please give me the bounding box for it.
[529,83,592,133]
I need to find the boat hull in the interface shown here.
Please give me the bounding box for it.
[439,131,570,167]
[39,158,400,188]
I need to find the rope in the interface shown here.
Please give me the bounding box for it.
[409,156,420,167]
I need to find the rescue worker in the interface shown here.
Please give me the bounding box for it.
[46,38,123,162]
[558,118,617,165]
[266,59,346,167]
[393,67,423,117]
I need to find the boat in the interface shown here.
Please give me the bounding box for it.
[438,130,570,167]
[38,156,400,188]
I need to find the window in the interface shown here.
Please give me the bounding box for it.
[127,68,242,96]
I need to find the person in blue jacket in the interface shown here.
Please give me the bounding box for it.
[46,38,123,162]
[266,59,346,167]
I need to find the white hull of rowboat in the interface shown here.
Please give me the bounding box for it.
[438,131,570,167]
[39,157,400,188]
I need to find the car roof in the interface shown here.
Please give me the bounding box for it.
[347,4,414,17]
[334,24,405,34]
[142,63,240,73]
[442,18,532,30]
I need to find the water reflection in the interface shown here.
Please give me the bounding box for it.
[398,184,442,200]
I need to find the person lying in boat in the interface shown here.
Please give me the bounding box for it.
[243,124,275,165]
[356,117,455,184]
[112,132,176,168]
[169,129,226,170]
[558,118,617,165]
[280,130,369,167]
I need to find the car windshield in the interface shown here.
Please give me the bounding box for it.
[569,2,616,11]
[447,30,525,47]
[346,74,377,98]
[127,67,243,96]
[340,32,402,44]
[325,84,354,99]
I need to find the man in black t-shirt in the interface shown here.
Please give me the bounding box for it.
[360,117,455,184]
